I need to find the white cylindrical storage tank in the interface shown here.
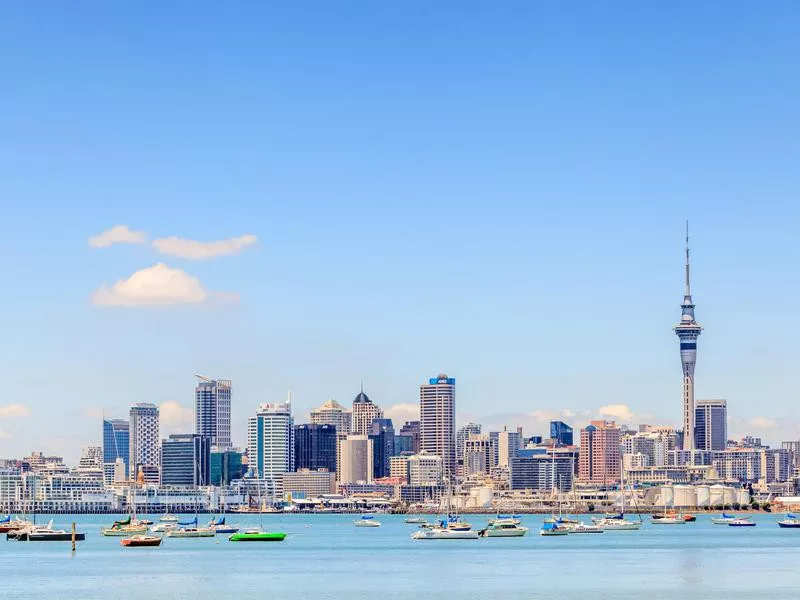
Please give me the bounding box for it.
[696,485,710,508]
[723,486,737,506]
[735,488,750,506]
[659,485,674,507]
[709,484,725,507]
[674,485,697,508]
[471,486,493,508]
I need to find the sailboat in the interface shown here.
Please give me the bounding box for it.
[208,498,240,534]
[777,513,800,528]
[228,470,287,542]
[591,472,642,530]
[710,496,737,524]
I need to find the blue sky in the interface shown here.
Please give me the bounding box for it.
[1,2,799,462]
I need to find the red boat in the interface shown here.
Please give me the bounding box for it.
[120,535,162,547]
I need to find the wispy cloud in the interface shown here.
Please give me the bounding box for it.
[385,403,419,425]
[159,401,194,433]
[0,404,31,418]
[747,416,778,430]
[597,404,634,422]
[152,234,257,260]
[91,263,236,307]
[88,225,147,248]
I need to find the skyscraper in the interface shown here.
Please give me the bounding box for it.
[549,421,574,446]
[419,374,456,481]
[456,423,482,463]
[247,402,294,479]
[294,423,337,473]
[338,434,374,484]
[195,376,232,450]
[497,426,523,469]
[129,403,160,484]
[695,399,727,451]
[102,418,129,482]
[399,421,421,454]
[310,399,352,435]
[463,433,495,476]
[674,224,702,450]
[161,434,211,487]
[370,418,395,479]
[351,386,383,435]
[578,420,621,484]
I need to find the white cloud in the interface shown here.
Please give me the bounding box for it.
[597,404,634,422]
[159,401,194,433]
[88,225,147,248]
[83,408,104,420]
[384,403,419,425]
[92,263,215,307]
[747,416,778,430]
[0,404,31,418]
[152,234,257,260]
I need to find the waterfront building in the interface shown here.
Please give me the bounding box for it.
[399,421,421,454]
[497,426,523,469]
[695,399,727,451]
[209,449,243,486]
[456,423,482,463]
[510,449,573,491]
[195,375,232,450]
[351,386,383,436]
[419,374,456,480]
[710,447,792,483]
[338,434,374,484]
[578,420,621,485]
[310,399,352,436]
[674,225,702,450]
[161,434,211,487]
[389,455,409,481]
[102,418,129,483]
[282,469,336,497]
[399,484,446,503]
[463,433,495,477]
[370,418,395,479]
[77,446,103,471]
[550,421,573,446]
[247,402,294,480]
[129,403,160,484]
[407,451,443,486]
[294,423,337,473]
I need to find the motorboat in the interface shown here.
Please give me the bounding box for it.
[651,516,684,524]
[121,535,162,547]
[570,522,604,534]
[354,515,381,527]
[229,529,287,542]
[479,522,529,537]
[539,522,570,536]
[10,520,86,542]
[728,518,756,527]
[778,514,800,528]
[487,514,521,526]
[159,514,179,523]
[592,517,641,530]
[411,527,479,540]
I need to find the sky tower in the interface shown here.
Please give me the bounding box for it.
[674,223,702,450]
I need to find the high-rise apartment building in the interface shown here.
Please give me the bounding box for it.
[456,423,482,463]
[351,387,383,436]
[463,433,495,477]
[161,434,211,487]
[578,420,621,484]
[129,403,160,484]
[695,399,727,451]
[310,399,352,435]
[510,449,574,491]
[195,376,232,450]
[550,421,574,446]
[337,434,373,484]
[419,374,456,481]
[399,421,421,454]
[247,402,294,479]
[407,451,443,486]
[674,225,702,450]
[102,418,129,482]
[781,441,800,470]
[370,418,395,479]
[294,424,337,473]
[497,426,523,469]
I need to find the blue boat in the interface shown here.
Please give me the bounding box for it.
[778,514,800,528]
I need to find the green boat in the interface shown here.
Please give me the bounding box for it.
[228,530,286,542]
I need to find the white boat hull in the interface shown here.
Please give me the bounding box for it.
[412,528,479,540]
[166,528,215,538]
[354,521,381,527]
[482,527,529,537]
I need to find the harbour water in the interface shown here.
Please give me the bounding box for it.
[2,513,800,599]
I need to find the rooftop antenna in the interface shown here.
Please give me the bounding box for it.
[684,220,691,298]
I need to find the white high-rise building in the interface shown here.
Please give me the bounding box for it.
[419,374,456,481]
[407,451,444,486]
[497,426,523,469]
[195,376,232,450]
[129,403,160,484]
[351,387,383,436]
[456,423,482,463]
[248,402,294,480]
[310,399,352,436]
[338,434,373,484]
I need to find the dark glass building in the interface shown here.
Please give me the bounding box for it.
[370,418,395,479]
[210,450,244,486]
[395,434,415,455]
[294,424,337,473]
[695,399,727,451]
[399,421,420,454]
[102,419,130,478]
[161,434,211,487]
[549,421,574,446]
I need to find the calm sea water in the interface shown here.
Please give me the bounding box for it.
[2,513,799,599]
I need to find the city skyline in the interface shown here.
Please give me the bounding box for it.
[3,4,800,461]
